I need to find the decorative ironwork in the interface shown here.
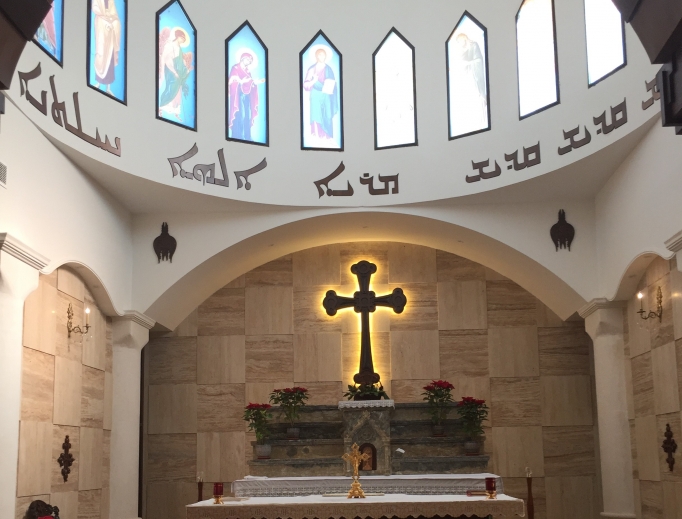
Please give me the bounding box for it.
[66,303,90,338]
[153,222,177,263]
[550,209,575,251]
[662,423,677,472]
[342,443,371,498]
[57,435,74,482]
[638,286,663,322]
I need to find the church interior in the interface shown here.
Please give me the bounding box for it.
[1,0,682,518]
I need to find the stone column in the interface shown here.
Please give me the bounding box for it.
[109,312,155,519]
[0,234,48,517]
[580,299,636,519]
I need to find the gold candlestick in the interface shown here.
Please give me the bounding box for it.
[342,443,371,499]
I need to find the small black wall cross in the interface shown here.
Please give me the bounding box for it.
[323,261,407,385]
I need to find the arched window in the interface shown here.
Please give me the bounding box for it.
[34,0,64,66]
[516,0,559,118]
[584,0,626,86]
[447,12,490,140]
[373,28,417,150]
[226,21,269,146]
[156,0,197,131]
[88,0,128,103]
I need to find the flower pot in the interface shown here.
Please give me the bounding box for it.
[286,427,300,440]
[432,424,445,437]
[255,444,272,459]
[354,394,381,401]
[464,440,481,456]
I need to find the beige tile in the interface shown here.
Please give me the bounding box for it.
[437,281,487,330]
[640,480,664,519]
[391,379,432,403]
[625,357,636,420]
[490,378,541,427]
[245,381,292,407]
[485,267,508,281]
[662,481,682,519]
[387,243,436,283]
[21,347,54,422]
[630,419,639,480]
[342,332,390,387]
[545,476,596,519]
[78,428,103,491]
[226,275,246,288]
[82,299,106,371]
[339,243,389,285]
[488,326,539,378]
[299,381,344,405]
[55,292,84,362]
[439,330,488,378]
[502,477,546,519]
[647,257,671,286]
[389,283,438,331]
[538,327,591,376]
[16,495,50,519]
[197,336,245,385]
[634,479,642,518]
[58,268,85,302]
[245,335,294,382]
[17,421,52,496]
[650,276,675,350]
[23,277,57,354]
[246,255,293,286]
[101,486,110,519]
[635,415,662,481]
[541,376,593,426]
[77,489,101,519]
[436,250,486,281]
[245,287,293,335]
[53,356,82,426]
[102,430,111,488]
[197,432,221,482]
[148,384,198,434]
[629,297,653,358]
[146,434,197,482]
[197,384,244,432]
[146,482,196,519]
[293,245,341,287]
[651,342,681,414]
[390,330,439,380]
[293,333,342,382]
[197,288,245,336]
[633,352,655,418]
[171,308,198,337]
[536,300,567,328]
[50,491,78,519]
[221,431,247,482]
[103,371,113,430]
[492,426,544,477]
[542,426,595,476]
[678,339,682,413]
[148,337,197,385]
[81,366,105,429]
[487,281,537,327]
[671,268,682,342]
[293,286,343,334]
[449,376,491,408]
[51,425,80,493]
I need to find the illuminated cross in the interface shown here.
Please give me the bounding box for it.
[323,260,407,386]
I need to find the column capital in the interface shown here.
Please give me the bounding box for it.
[665,230,682,253]
[112,311,155,351]
[579,299,627,342]
[0,233,48,270]
[578,298,627,319]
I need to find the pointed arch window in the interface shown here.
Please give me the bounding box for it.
[300,31,343,151]
[516,0,559,118]
[584,0,626,86]
[447,12,490,140]
[156,0,197,130]
[373,28,417,149]
[34,0,64,66]
[226,21,268,146]
[88,0,128,104]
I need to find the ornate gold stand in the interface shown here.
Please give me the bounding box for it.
[342,443,371,499]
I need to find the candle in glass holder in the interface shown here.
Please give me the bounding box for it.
[213,482,224,504]
[485,477,497,499]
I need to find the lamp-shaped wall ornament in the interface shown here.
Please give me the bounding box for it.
[663,423,677,472]
[67,303,91,337]
[637,287,663,322]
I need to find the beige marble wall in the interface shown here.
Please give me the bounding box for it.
[143,243,599,519]
[625,256,682,519]
[19,268,113,519]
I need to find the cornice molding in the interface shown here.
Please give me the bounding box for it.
[0,232,49,270]
[578,298,627,319]
[114,310,156,330]
[665,230,682,253]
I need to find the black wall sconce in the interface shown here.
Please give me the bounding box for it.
[67,303,91,337]
[637,287,663,322]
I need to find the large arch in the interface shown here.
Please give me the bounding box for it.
[144,211,587,331]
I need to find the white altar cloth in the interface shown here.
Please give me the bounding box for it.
[232,474,504,498]
[186,494,525,519]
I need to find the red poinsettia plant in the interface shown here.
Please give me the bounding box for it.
[269,387,309,427]
[422,380,455,425]
[243,403,272,444]
[456,397,489,440]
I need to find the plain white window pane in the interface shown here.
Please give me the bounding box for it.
[517,0,558,117]
[585,0,625,84]
[375,32,416,148]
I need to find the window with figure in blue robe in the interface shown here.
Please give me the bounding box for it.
[584,0,626,86]
[373,28,417,150]
[516,0,559,118]
[300,31,343,151]
[87,0,127,103]
[34,0,64,66]
[447,13,490,140]
[226,22,268,146]
[156,0,197,130]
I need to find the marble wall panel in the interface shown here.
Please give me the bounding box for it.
[647,257,670,287]
[542,426,595,476]
[51,425,80,493]
[439,329,488,378]
[502,477,546,519]
[245,335,294,382]
[492,426,544,477]
[545,476,596,519]
[662,481,682,519]
[293,333,342,382]
[435,250,486,281]
[82,298,106,371]
[81,365,105,429]
[538,327,591,376]
[17,421,52,496]
[293,245,341,287]
[103,371,113,430]
[197,336,245,385]
[671,268,682,342]
[197,288,245,336]
[146,482,196,519]
[449,376,491,409]
[437,281,487,330]
[21,347,54,422]
[53,356,83,427]
[339,243,389,285]
[299,381,344,405]
[102,430,111,488]
[197,432,221,482]
[245,287,293,335]
[148,384,198,434]
[650,276,675,350]
[220,431,246,482]
[629,297,653,358]
[635,415,662,481]
[245,381,292,406]
[148,337,197,385]
[170,309,198,337]
[293,287,343,334]
[388,283,438,331]
[640,480,664,519]
[390,330,439,380]
[391,379,432,403]
[490,378,541,427]
[55,291,84,362]
[632,352,655,418]
[78,428,103,491]
[342,332,390,387]
[486,281,537,327]
[50,491,78,519]
[536,300,567,328]
[631,419,639,479]
[101,486,110,519]
[77,489,101,519]
[625,357,636,420]
[246,255,293,286]
[651,342,681,414]
[541,376,593,426]
[196,384,244,432]
[488,327,539,378]
[58,268,85,302]
[23,277,57,354]
[387,244,436,283]
[678,339,682,412]
[146,434,197,482]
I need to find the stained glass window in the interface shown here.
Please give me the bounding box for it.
[156,0,197,130]
[585,0,626,85]
[87,0,127,103]
[373,28,417,149]
[516,0,559,118]
[447,13,490,139]
[34,0,64,66]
